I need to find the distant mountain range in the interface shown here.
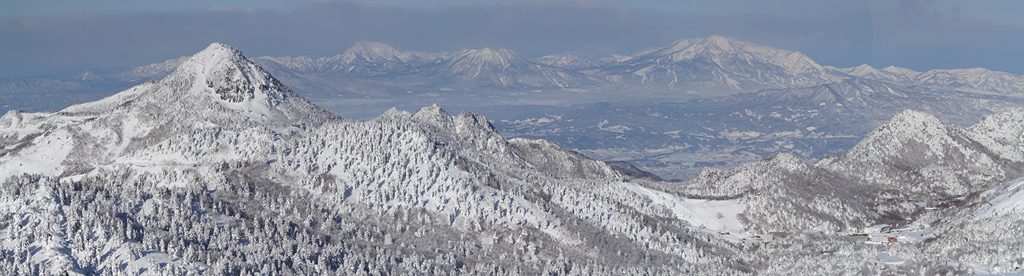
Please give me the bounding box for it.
[249,35,1024,97]
[5,35,1024,181]
[9,36,1024,111]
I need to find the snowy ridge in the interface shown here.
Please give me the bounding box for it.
[839,64,1024,96]
[913,68,1024,96]
[834,64,921,83]
[749,78,906,108]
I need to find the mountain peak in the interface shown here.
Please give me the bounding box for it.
[848,64,878,76]
[182,42,246,70]
[622,36,839,93]
[411,104,454,128]
[702,35,737,51]
[455,47,522,62]
[169,42,273,103]
[64,42,328,124]
[340,41,404,63]
[349,41,397,51]
[881,66,920,76]
[883,109,945,130]
[655,35,741,55]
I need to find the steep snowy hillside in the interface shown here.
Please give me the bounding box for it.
[817,109,1024,200]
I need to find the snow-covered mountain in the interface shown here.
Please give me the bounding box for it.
[599,35,845,93]
[913,68,1024,96]
[816,109,1023,199]
[652,107,1024,270]
[748,78,907,108]
[428,47,589,89]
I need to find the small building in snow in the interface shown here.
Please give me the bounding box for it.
[755,234,773,243]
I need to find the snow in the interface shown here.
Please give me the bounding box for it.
[876,252,905,265]
[125,251,208,275]
[972,176,1024,220]
[597,120,631,133]
[619,181,750,241]
[0,127,74,177]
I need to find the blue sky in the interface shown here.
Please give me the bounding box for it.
[2,0,1024,78]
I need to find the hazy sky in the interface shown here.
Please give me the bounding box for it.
[2,0,1023,79]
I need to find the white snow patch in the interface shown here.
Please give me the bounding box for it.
[125,250,209,275]
[598,120,631,133]
[620,182,749,241]
[0,128,74,177]
[973,176,1024,220]
[877,252,906,265]
[718,130,761,140]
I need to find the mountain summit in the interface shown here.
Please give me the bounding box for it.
[63,43,330,125]
[602,35,843,93]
